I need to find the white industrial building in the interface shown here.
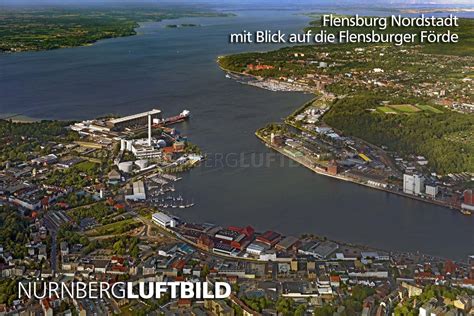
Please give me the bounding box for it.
[246,243,266,256]
[259,251,277,261]
[425,185,438,198]
[125,180,146,201]
[70,120,112,134]
[120,138,163,159]
[118,110,166,159]
[109,109,162,129]
[152,212,176,228]
[403,174,425,195]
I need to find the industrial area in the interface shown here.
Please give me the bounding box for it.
[70,108,202,205]
[256,97,474,216]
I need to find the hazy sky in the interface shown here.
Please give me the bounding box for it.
[2,0,473,6]
[0,0,474,10]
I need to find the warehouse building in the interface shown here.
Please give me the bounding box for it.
[299,241,339,259]
[275,236,300,251]
[108,109,162,130]
[246,242,267,256]
[213,243,239,256]
[425,185,439,198]
[125,180,146,201]
[152,212,176,228]
[256,230,282,246]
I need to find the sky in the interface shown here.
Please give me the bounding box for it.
[1,0,473,6]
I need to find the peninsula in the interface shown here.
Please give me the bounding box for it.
[0,7,231,53]
[218,16,474,215]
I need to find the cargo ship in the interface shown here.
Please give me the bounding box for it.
[162,110,190,126]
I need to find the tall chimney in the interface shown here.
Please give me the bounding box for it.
[148,113,152,146]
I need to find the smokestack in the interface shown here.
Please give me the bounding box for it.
[148,114,152,146]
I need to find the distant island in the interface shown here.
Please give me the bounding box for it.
[0,7,232,53]
[166,23,200,28]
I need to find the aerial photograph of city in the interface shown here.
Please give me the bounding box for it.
[0,0,473,314]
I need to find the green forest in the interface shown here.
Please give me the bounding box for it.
[0,120,77,163]
[323,93,474,173]
[0,206,30,259]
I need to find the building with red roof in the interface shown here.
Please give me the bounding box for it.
[256,230,282,246]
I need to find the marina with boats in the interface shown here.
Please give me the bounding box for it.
[147,173,195,209]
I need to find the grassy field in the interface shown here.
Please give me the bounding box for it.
[75,161,99,172]
[388,104,421,113]
[377,104,444,115]
[416,104,444,114]
[377,106,397,114]
[87,218,141,237]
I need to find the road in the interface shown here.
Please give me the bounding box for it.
[43,216,58,274]
[50,232,57,274]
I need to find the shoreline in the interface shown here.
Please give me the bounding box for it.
[152,209,469,265]
[0,113,43,123]
[217,60,468,216]
[255,130,463,214]
[0,28,138,55]
[218,60,315,93]
[1,12,234,55]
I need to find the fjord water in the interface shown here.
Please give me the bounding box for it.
[1,9,472,260]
